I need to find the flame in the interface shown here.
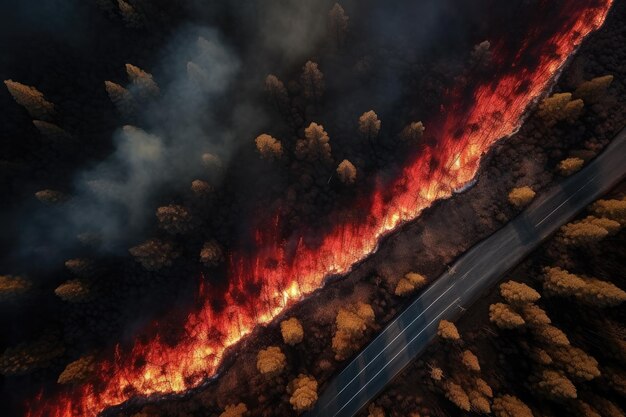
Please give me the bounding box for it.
[25,2,613,417]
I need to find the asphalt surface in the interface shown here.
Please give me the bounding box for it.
[307,129,626,417]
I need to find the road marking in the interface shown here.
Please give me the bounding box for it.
[312,133,626,417]
[534,174,598,227]
[331,298,461,417]
[327,282,457,402]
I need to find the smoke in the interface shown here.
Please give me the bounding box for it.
[15,26,249,260]
[9,0,492,266]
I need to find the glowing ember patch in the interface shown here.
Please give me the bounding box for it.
[25,2,613,417]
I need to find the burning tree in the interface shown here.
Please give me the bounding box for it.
[574,75,613,103]
[126,63,160,99]
[129,238,179,271]
[328,3,349,47]
[255,134,283,160]
[336,159,357,184]
[256,346,286,378]
[300,61,325,100]
[358,110,381,140]
[104,81,135,117]
[156,204,194,234]
[508,186,535,208]
[4,80,55,120]
[295,122,332,162]
[200,240,224,267]
[288,374,318,412]
[400,121,425,143]
[280,317,304,345]
[557,157,584,176]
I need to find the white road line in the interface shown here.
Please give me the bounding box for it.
[330,251,487,404]
[535,174,598,227]
[332,298,461,417]
[328,282,457,401]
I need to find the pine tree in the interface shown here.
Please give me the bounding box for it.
[301,61,324,100]
[336,160,357,184]
[4,80,55,120]
[359,110,381,140]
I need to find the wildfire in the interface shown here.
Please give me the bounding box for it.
[26,2,613,417]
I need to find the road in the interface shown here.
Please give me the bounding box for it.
[307,129,626,417]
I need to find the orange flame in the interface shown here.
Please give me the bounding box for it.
[25,2,613,416]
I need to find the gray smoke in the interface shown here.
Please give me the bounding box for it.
[12,0,475,264]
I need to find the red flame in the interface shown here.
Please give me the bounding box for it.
[26,2,612,416]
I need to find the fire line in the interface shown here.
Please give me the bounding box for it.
[25,2,613,417]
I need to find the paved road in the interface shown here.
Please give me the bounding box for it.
[307,130,626,417]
